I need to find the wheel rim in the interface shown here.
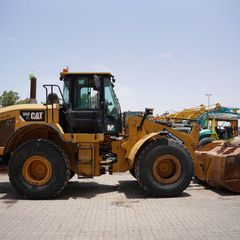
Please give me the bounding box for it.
[152,154,181,184]
[22,156,53,186]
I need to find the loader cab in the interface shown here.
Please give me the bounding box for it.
[60,72,122,135]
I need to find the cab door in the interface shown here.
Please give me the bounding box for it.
[63,76,103,133]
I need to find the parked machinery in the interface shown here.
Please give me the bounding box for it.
[154,104,240,193]
[195,137,240,193]
[154,104,240,141]
[0,69,200,199]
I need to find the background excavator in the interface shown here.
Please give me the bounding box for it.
[153,103,240,142]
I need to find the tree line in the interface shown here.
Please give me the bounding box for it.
[0,90,29,107]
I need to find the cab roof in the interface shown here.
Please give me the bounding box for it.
[60,72,113,79]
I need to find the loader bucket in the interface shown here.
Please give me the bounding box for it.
[195,139,240,193]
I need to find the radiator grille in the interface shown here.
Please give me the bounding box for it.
[0,118,15,146]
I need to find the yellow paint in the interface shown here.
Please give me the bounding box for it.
[128,132,160,167]
[112,140,129,172]
[0,105,199,177]
[152,154,181,184]
[22,155,53,186]
[154,104,206,122]
[120,116,199,171]
[0,147,4,155]
[64,133,104,143]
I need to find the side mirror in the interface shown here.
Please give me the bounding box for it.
[145,108,154,116]
[93,75,101,91]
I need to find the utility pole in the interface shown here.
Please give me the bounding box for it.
[205,93,212,128]
[205,93,212,110]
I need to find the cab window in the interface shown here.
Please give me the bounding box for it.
[74,78,99,109]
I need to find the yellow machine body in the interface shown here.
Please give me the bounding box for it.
[0,103,199,177]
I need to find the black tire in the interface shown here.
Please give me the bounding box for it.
[193,175,203,185]
[198,137,213,147]
[129,168,136,179]
[9,139,70,199]
[135,139,193,197]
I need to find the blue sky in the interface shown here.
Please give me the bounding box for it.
[0,0,239,114]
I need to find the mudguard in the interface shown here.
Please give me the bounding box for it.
[128,132,163,167]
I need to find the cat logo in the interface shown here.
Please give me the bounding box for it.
[30,112,44,120]
[107,124,115,132]
[20,110,45,122]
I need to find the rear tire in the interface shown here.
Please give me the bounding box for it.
[135,139,193,197]
[9,139,70,199]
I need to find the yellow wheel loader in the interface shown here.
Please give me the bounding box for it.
[0,70,199,199]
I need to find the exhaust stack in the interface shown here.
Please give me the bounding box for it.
[29,73,37,104]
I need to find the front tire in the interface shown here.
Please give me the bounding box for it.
[135,139,193,197]
[9,139,70,199]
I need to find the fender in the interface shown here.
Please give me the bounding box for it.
[4,123,65,155]
[128,132,162,167]
[127,129,195,168]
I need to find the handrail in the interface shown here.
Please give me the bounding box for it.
[43,84,73,138]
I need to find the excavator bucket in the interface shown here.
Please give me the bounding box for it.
[195,138,240,193]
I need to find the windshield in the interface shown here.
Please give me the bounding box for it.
[104,78,121,120]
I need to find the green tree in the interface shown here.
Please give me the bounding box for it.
[0,90,20,107]
[17,98,30,105]
[0,91,30,107]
